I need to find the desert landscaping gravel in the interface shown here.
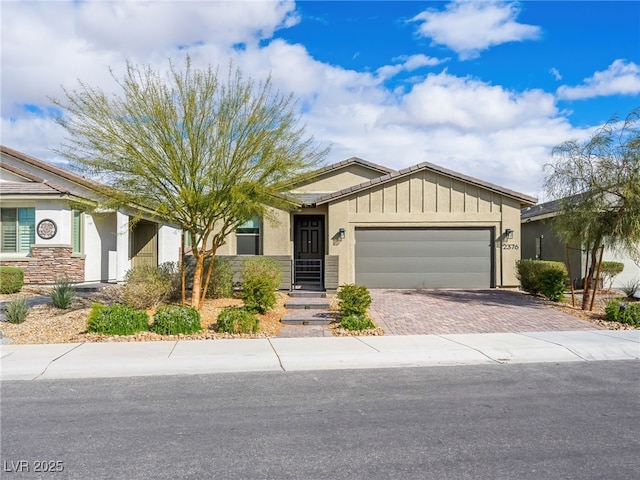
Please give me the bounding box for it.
[0,286,635,344]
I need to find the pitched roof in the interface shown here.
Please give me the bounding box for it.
[309,156,395,177]
[521,199,563,221]
[314,160,538,206]
[521,193,586,221]
[1,145,105,193]
[0,161,71,196]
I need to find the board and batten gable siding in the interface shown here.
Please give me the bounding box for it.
[349,171,502,215]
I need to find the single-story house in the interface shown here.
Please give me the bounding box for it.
[0,145,181,284]
[521,199,640,289]
[216,157,537,290]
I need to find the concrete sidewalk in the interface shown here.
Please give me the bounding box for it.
[1,330,638,380]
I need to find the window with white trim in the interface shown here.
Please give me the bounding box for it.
[1,208,35,253]
[236,216,261,255]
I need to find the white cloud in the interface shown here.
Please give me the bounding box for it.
[0,0,297,116]
[557,60,640,100]
[376,54,446,80]
[382,71,558,132]
[412,0,541,59]
[0,0,599,200]
[550,68,562,81]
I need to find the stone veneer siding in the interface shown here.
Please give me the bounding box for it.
[0,245,85,284]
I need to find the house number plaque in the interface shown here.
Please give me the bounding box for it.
[37,219,57,240]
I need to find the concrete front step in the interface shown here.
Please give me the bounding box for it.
[284,297,331,309]
[288,290,327,298]
[280,309,337,325]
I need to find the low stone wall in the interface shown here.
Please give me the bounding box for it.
[0,245,85,284]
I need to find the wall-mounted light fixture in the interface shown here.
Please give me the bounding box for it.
[338,227,346,240]
[505,228,514,239]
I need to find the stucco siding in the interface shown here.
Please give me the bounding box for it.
[294,164,388,194]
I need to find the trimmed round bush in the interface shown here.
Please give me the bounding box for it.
[86,303,149,335]
[216,307,259,334]
[600,261,624,289]
[516,259,567,296]
[0,266,24,294]
[240,257,282,313]
[123,265,173,309]
[337,284,372,317]
[538,268,568,302]
[151,305,202,335]
[339,314,375,331]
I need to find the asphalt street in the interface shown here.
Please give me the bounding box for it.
[1,361,639,480]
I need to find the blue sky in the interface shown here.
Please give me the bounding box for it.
[2,1,639,200]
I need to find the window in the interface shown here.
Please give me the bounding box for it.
[73,210,82,253]
[236,216,261,255]
[1,208,35,253]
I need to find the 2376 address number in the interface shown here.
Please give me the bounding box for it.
[501,244,519,250]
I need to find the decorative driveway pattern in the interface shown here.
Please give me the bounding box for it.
[368,289,602,335]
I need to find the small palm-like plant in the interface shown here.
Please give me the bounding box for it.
[50,278,76,309]
[5,297,29,324]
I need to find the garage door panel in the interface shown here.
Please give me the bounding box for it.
[355,228,492,289]
[356,241,487,258]
[356,273,491,289]
[356,229,488,243]
[356,256,490,274]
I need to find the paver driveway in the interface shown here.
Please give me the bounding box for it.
[368,289,601,335]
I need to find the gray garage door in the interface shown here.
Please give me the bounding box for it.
[355,228,493,289]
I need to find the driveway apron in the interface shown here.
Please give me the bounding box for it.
[368,289,602,335]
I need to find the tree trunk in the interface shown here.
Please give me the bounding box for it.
[589,245,605,311]
[581,244,600,310]
[566,243,576,308]
[180,233,186,306]
[191,251,205,311]
[199,248,218,309]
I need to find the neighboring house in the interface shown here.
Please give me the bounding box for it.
[521,199,640,289]
[0,145,181,284]
[216,157,537,291]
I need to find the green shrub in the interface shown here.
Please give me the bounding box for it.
[5,297,29,324]
[86,303,149,335]
[0,266,24,294]
[600,261,624,289]
[605,299,640,326]
[240,257,282,313]
[151,304,202,335]
[538,268,568,302]
[337,284,372,317]
[516,259,567,296]
[339,314,375,331]
[123,265,173,309]
[50,278,76,309]
[205,257,234,299]
[216,307,259,334]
